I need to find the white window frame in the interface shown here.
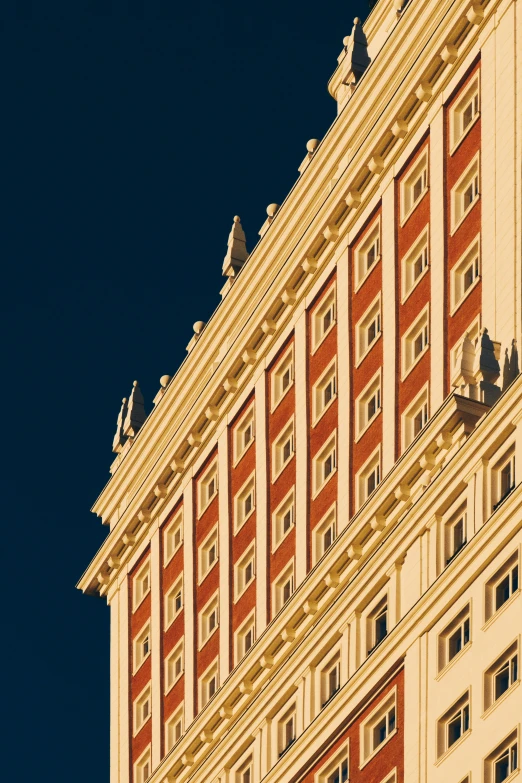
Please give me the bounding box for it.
[198,459,218,517]
[272,417,295,481]
[319,649,341,709]
[484,730,519,783]
[485,550,520,623]
[199,591,220,648]
[356,370,382,440]
[312,503,337,565]
[450,73,480,153]
[165,704,184,752]
[164,509,183,565]
[165,639,184,693]
[234,542,256,601]
[273,560,295,616]
[233,404,255,466]
[366,590,389,655]
[360,687,398,767]
[234,609,256,664]
[401,382,429,451]
[277,704,297,757]
[199,659,219,708]
[355,293,382,366]
[312,430,337,498]
[492,446,516,512]
[133,682,152,736]
[315,741,349,783]
[451,152,480,234]
[444,506,467,566]
[133,559,151,611]
[133,620,151,673]
[437,603,471,674]
[134,745,152,783]
[312,283,337,353]
[271,344,294,411]
[234,472,256,532]
[401,305,430,379]
[165,576,184,628]
[356,445,381,510]
[401,226,429,303]
[400,151,428,224]
[198,525,219,583]
[354,217,381,291]
[235,754,254,783]
[436,690,471,759]
[272,487,295,551]
[450,235,481,314]
[312,358,337,426]
[483,640,519,714]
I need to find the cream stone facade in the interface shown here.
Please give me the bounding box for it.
[79,1,522,782]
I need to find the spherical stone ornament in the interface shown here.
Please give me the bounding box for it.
[267,203,280,217]
[193,321,206,335]
[306,139,319,153]
[160,375,171,388]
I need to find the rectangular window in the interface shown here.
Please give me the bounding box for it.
[133,683,152,735]
[451,153,480,232]
[133,560,151,611]
[402,228,429,301]
[234,543,256,600]
[367,596,388,654]
[278,707,296,756]
[354,218,381,290]
[312,431,337,497]
[312,359,337,425]
[401,384,429,450]
[356,295,382,365]
[437,692,470,758]
[317,744,349,783]
[360,688,397,765]
[401,152,428,223]
[493,450,516,510]
[313,504,337,565]
[272,487,295,551]
[484,641,519,711]
[312,285,337,352]
[438,604,471,672]
[356,371,382,439]
[164,510,183,565]
[165,705,183,751]
[451,236,481,314]
[133,622,151,673]
[235,612,256,664]
[198,460,218,516]
[273,561,294,616]
[236,759,253,783]
[445,510,467,565]
[271,345,294,410]
[234,472,256,532]
[165,640,184,692]
[450,74,480,151]
[321,653,341,708]
[199,592,219,647]
[272,419,295,480]
[234,405,255,465]
[200,660,219,707]
[356,447,381,509]
[485,551,520,621]
[484,730,518,783]
[199,526,219,582]
[165,576,183,627]
[134,746,152,783]
[402,306,429,378]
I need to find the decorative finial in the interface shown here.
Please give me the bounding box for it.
[267,203,280,218]
[306,139,319,153]
[222,216,249,278]
[123,380,146,438]
[160,375,172,388]
[193,321,205,335]
[112,397,128,454]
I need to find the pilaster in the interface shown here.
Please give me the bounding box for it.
[382,178,397,474]
[337,247,351,531]
[255,369,269,634]
[108,584,120,783]
[218,425,231,684]
[118,573,130,783]
[183,479,195,724]
[294,306,308,585]
[429,104,445,414]
[150,527,162,767]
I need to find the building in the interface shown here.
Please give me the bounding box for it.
[78,1,522,782]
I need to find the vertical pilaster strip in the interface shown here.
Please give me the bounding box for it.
[218,424,230,684]
[347,610,361,674]
[183,478,195,725]
[339,621,349,684]
[255,369,268,635]
[294,305,308,585]
[118,573,130,783]
[403,638,421,783]
[294,673,305,736]
[480,29,496,332]
[429,104,445,412]
[382,178,397,474]
[337,247,351,531]
[108,584,120,783]
[150,527,162,767]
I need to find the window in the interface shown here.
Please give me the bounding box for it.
[165,705,183,751]
[234,473,256,531]
[271,346,294,409]
[272,488,295,550]
[313,359,337,425]
[402,228,429,300]
[235,543,256,600]
[165,577,183,627]
[485,732,518,783]
[354,218,381,290]
[272,419,295,480]
[367,596,388,654]
[133,622,151,672]
[164,510,183,564]
[273,561,294,615]
[450,74,480,151]
[437,692,470,758]
[312,285,336,351]
[165,640,184,691]
[356,295,381,364]
[317,745,349,783]
[198,461,218,516]
[402,384,429,449]
[321,653,341,707]
[312,432,337,497]
[134,746,152,783]
[199,592,219,647]
[313,504,337,565]
[452,154,480,231]
[199,526,219,582]
[236,759,253,783]
[402,307,429,377]
[484,641,519,711]
[438,604,471,672]
[451,237,481,313]
[445,510,467,565]
[493,450,516,510]
[356,447,381,509]
[360,688,397,764]
[401,152,428,223]
[356,371,382,438]
[235,612,256,663]
[133,560,151,610]
[486,552,519,621]
[200,660,219,707]
[234,405,255,464]
[133,683,152,735]
[278,706,296,756]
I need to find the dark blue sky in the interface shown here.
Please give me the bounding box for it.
[2,0,365,778]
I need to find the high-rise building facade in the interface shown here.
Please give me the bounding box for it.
[79,1,522,782]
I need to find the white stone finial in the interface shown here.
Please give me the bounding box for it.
[222,216,249,278]
[123,381,146,438]
[306,139,319,154]
[160,375,171,388]
[112,397,128,453]
[193,321,206,335]
[267,203,280,218]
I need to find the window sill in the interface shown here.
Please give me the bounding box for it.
[271,521,295,554]
[132,588,151,614]
[401,262,430,305]
[198,624,219,651]
[233,576,255,604]
[234,504,256,535]
[434,729,470,766]
[482,588,521,632]
[165,608,183,630]
[165,670,184,695]
[133,714,152,738]
[449,111,480,156]
[401,343,429,382]
[311,319,337,356]
[272,454,295,484]
[312,465,337,501]
[355,332,382,369]
[197,559,219,587]
[400,187,429,228]
[164,543,183,567]
[450,276,481,317]
[450,195,480,237]
[354,255,381,294]
[436,641,472,681]
[270,380,294,414]
[482,680,520,720]
[355,408,382,443]
[312,392,337,428]
[197,492,218,520]
[492,482,517,512]
[232,438,255,469]
[359,727,398,770]
[132,651,151,676]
